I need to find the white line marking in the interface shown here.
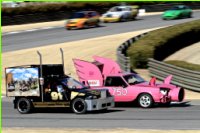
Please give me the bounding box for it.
[26,29,37,32]
[40,26,54,29]
[3,26,63,36]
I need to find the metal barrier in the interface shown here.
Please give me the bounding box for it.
[116,33,147,72]
[116,32,200,92]
[148,58,200,92]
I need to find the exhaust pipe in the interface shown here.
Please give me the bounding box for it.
[170,88,185,102]
[60,48,65,74]
[37,51,44,102]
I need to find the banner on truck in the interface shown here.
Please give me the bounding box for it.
[6,67,40,96]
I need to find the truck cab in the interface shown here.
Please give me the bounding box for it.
[5,50,114,114]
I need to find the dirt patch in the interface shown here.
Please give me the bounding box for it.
[2,28,156,95]
[165,42,200,65]
[2,128,200,133]
[2,27,200,100]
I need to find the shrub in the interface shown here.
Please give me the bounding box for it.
[127,19,200,69]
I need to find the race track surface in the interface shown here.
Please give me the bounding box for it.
[2,97,200,129]
[3,12,200,52]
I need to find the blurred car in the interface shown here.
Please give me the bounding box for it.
[162,5,192,20]
[100,5,138,23]
[65,11,100,30]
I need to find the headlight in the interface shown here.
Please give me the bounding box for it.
[86,95,97,99]
[160,88,169,95]
[65,20,69,25]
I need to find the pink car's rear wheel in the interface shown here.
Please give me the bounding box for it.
[138,93,153,108]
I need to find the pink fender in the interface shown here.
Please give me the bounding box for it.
[164,75,172,84]
[73,59,103,86]
[93,56,122,75]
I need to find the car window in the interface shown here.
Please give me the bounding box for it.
[126,7,132,11]
[105,77,127,87]
[90,12,97,17]
[71,12,85,19]
[123,74,145,85]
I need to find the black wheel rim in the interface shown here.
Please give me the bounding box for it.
[74,101,85,112]
[19,101,28,112]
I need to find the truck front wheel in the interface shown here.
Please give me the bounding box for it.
[72,98,87,114]
[17,98,32,114]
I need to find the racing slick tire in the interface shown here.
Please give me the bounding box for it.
[138,93,154,108]
[72,98,87,114]
[119,16,126,22]
[17,98,33,114]
[83,23,89,29]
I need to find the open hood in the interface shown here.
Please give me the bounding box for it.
[93,56,122,75]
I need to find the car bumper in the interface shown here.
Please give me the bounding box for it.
[100,17,120,22]
[66,24,82,29]
[162,15,177,20]
[85,96,114,111]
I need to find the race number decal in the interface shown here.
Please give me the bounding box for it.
[112,88,128,96]
[51,92,63,100]
[88,80,100,86]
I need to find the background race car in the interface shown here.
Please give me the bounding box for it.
[65,11,100,30]
[162,5,192,20]
[100,5,138,23]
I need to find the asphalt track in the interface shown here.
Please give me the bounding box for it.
[2,97,200,129]
[3,12,200,52]
[2,12,200,130]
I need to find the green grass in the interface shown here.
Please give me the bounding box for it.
[165,60,200,71]
[127,19,200,69]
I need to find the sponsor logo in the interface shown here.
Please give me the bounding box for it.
[88,80,100,86]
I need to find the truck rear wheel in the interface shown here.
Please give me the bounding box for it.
[72,98,87,114]
[17,98,32,114]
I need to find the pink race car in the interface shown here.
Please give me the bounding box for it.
[73,56,185,108]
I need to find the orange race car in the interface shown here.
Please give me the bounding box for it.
[65,11,100,30]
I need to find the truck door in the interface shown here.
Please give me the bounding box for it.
[104,76,128,102]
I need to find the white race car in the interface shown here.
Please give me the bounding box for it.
[101,6,138,22]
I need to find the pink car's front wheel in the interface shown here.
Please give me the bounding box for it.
[138,93,154,108]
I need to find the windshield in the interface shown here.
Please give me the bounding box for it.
[123,74,145,85]
[170,6,183,10]
[71,12,85,19]
[110,7,125,12]
[60,77,86,89]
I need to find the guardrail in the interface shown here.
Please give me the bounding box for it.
[116,33,147,72]
[116,32,200,92]
[148,58,200,92]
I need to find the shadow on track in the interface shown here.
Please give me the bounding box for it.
[33,108,124,114]
[115,101,192,108]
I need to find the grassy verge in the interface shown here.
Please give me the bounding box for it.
[127,19,200,69]
[165,60,200,71]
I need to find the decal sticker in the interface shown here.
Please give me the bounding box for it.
[6,67,40,96]
[51,92,63,101]
[112,88,128,96]
[88,80,100,86]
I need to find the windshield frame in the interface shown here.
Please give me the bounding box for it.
[70,12,86,19]
[59,77,87,90]
[123,74,146,85]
